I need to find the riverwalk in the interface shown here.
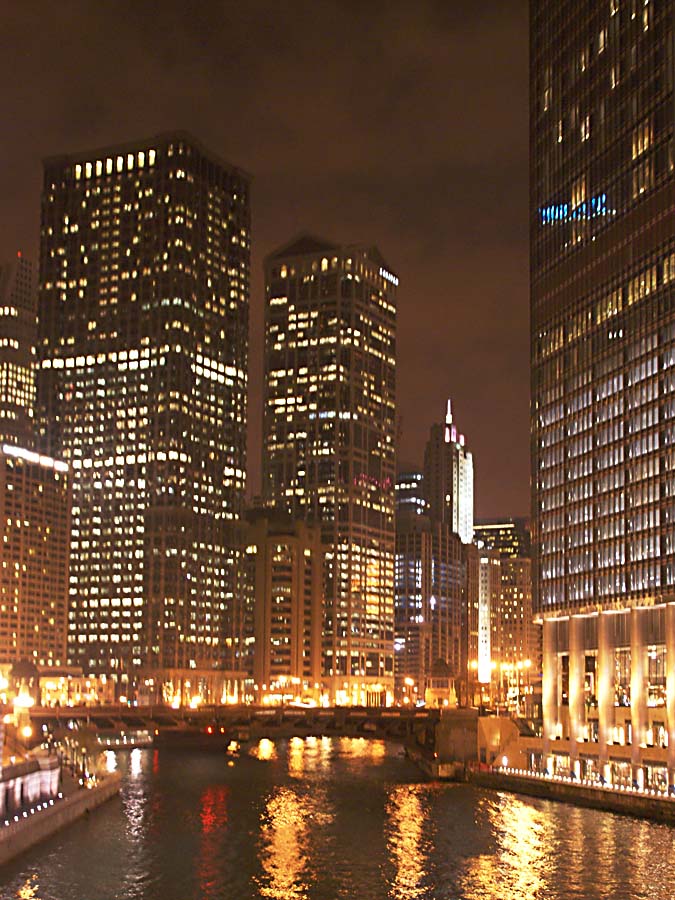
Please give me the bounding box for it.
[0,769,121,866]
[473,766,675,824]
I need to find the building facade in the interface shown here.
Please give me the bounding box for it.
[0,255,36,446]
[263,235,397,705]
[37,133,250,690]
[474,518,531,559]
[240,509,323,703]
[423,400,473,544]
[475,518,537,712]
[0,444,70,667]
[395,470,426,517]
[532,1,675,787]
[394,472,465,705]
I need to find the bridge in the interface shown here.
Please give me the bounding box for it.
[28,704,441,749]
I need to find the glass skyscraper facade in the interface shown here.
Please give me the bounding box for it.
[531,0,675,787]
[263,236,396,705]
[37,133,249,688]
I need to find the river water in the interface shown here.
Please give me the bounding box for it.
[1,736,675,899]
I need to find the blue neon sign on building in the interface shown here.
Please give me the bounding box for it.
[539,193,612,225]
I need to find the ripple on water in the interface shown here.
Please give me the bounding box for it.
[1,743,675,900]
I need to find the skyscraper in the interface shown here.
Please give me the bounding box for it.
[0,252,72,673]
[0,254,36,446]
[395,469,426,516]
[37,133,250,693]
[263,235,397,705]
[532,2,675,785]
[394,474,465,703]
[240,509,323,703]
[474,518,537,711]
[474,518,531,559]
[0,445,70,668]
[423,400,473,544]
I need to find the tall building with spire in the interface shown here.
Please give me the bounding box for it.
[263,235,397,705]
[423,400,473,543]
[532,1,675,786]
[37,133,250,693]
[394,470,465,703]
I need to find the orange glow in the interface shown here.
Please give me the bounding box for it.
[387,785,429,898]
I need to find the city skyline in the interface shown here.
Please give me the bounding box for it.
[0,1,529,520]
[5,8,675,896]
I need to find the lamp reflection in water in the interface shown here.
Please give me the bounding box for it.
[130,747,143,777]
[251,738,277,761]
[386,785,430,899]
[461,794,546,900]
[16,875,39,899]
[288,737,304,779]
[257,787,310,899]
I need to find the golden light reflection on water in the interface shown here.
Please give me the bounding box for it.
[288,737,304,779]
[336,736,387,761]
[461,794,546,900]
[387,785,429,899]
[257,787,310,899]
[16,875,39,899]
[251,738,277,761]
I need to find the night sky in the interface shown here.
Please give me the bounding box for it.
[0,1,529,518]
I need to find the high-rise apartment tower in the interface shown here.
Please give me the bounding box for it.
[37,133,250,688]
[0,255,36,446]
[263,235,396,705]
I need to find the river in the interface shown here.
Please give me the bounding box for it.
[1,736,675,899]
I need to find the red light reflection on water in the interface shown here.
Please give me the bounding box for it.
[197,784,229,897]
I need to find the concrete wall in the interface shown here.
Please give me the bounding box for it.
[0,756,60,817]
[477,717,528,768]
[0,772,121,866]
[473,770,675,825]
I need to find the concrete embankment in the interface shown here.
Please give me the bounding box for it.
[472,770,675,824]
[0,772,121,867]
[405,744,467,780]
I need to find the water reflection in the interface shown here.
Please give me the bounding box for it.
[118,747,153,898]
[196,785,229,899]
[257,787,310,899]
[130,747,142,777]
[288,737,304,779]
[16,875,39,898]
[251,738,277,761]
[8,741,675,900]
[386,785,430,899]
[461,793,546,900]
